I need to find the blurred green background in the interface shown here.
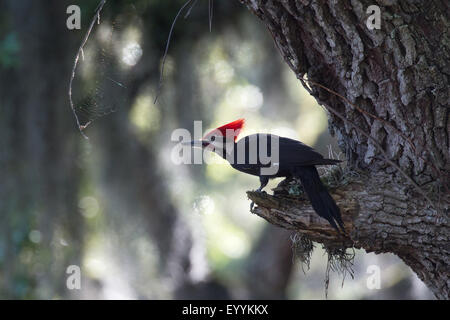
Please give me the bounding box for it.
[0,0,433,299]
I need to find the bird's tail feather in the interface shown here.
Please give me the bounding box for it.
[295,166,345,233]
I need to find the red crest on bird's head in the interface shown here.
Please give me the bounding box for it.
[203,118,245,142]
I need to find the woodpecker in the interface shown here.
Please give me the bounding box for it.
[184,119,345,232]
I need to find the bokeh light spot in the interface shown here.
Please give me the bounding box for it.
[29,230,42,244]
[79,196,100,219]
[122,42,143,66]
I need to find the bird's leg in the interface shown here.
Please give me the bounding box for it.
[251,176,269,212]
[256,176,269,192]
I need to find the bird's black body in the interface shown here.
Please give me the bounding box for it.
[221,134,344,232]
[186,120,344,232]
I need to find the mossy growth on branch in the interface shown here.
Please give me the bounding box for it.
[290,229,356,298]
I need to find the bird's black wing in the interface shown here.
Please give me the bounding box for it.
[277,136,338,166]
[231,134,339,175]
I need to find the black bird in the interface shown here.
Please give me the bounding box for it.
[184,119,345,232]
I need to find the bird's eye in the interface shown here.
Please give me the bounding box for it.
[210,136,216,141]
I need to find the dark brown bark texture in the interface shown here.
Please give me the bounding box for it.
[240,0,449,299]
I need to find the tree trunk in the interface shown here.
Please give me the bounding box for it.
[244,225,294,299]
[0,0,84,298]
[240,0,449,299]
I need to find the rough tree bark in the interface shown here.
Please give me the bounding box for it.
[240,0,449,299]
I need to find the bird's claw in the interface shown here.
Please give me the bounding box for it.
[250,187,266,212]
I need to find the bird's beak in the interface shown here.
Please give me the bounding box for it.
[181,140,208,148]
